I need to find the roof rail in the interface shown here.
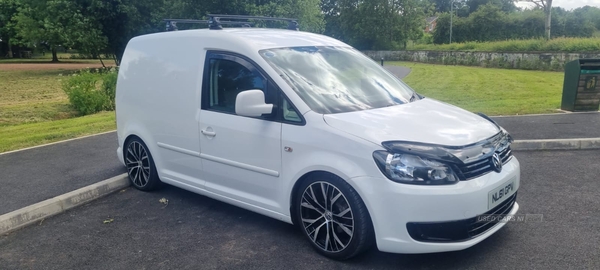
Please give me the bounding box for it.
[163,19,252,31]
[163,14,299,32]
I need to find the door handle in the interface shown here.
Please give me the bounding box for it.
[201,129,216,137]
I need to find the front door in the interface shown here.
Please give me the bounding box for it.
[198,52,282,212]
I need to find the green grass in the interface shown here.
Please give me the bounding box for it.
[0,112,115,153]
[395,61,565,115]
[0,68,116,153]
[0,69,78,125]
[408,37,600,52]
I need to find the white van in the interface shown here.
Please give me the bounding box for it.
[116,21,520,260]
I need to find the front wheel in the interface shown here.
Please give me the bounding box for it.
[124,138,161,191]
[295,173,374,260]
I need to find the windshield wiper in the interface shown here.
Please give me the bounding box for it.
[409,92,419,102]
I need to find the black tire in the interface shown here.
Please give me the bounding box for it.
[295,172,374,260]
[124,137,161,191]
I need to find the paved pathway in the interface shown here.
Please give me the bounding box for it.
[492,112,600,140]
[0,132,125,214]
[384,65,411,79]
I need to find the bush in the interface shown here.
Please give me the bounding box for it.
[62,68,118,115]
[416,33,434,45]
[101,70,117,111]
[407,37,600,52]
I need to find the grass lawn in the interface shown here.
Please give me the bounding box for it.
[394,61,565,115]
[0,68,116,153]
[0,112,115,153]
[0,69,78,125]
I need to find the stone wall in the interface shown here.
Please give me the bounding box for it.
[363,50,600,71]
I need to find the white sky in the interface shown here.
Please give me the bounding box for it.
[516,0,600,10]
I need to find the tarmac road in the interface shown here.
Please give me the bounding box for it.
[1,150,599,269]
[384,65,411,79]
[0,132,125,214]
[493,112,600,140]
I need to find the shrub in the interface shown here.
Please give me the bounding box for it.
[406,37,600,52]
[62,68,118,115]
[101,69,118,111]
[416,33,434,45]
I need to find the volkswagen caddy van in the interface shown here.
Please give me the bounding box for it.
[116,22,519,260]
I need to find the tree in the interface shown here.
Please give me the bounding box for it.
[322,0,343,39]
[246,0,325,33]
[14,0,91,62]
[508,9,544,39]
[522,0,552,39]
[430,0,514,16]
[430,0,467,13]
[86,0,165,65]
[572,6,600,32]
[562,9,595,38]
[468,3,506,41]
[328,0,426,50]
[0,0,19,58]
[466,0,516,14]
[432,13,451,44]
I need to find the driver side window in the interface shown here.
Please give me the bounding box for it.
[206,58,266,113]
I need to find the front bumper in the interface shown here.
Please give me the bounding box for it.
[406,192,517,242]
[350,157,520,254]
[117,147,125,166]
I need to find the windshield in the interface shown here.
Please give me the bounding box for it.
[260,46,418,114]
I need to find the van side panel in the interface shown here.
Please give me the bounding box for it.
[117,35,205,187]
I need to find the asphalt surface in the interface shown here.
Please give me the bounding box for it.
[1,150,599,269]
[0,132,125,214]
[384,65,411,79]
[492,112,600,140]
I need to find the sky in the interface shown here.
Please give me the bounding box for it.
[516,0,600,10]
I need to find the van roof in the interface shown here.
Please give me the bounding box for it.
[133,28,350,51]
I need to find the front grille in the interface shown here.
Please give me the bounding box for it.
[406,192,517,242]
[458,146,513,180]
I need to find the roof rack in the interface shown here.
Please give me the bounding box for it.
[163,14,299,32]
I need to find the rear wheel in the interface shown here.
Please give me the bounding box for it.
[296,173,374,260]
[124,138,161,191]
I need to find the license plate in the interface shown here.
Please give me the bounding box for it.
[488,179,517,210]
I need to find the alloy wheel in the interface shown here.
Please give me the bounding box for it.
[125,141,151,188]
[300,181,354,253]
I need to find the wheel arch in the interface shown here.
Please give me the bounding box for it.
[119,122,156,159]
[289,170,373,228]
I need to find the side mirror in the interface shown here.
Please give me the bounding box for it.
[235,90,273,117]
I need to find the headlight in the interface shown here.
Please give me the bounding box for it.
[373,151,458,185]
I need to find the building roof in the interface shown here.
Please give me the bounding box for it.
[426,16,439,24]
